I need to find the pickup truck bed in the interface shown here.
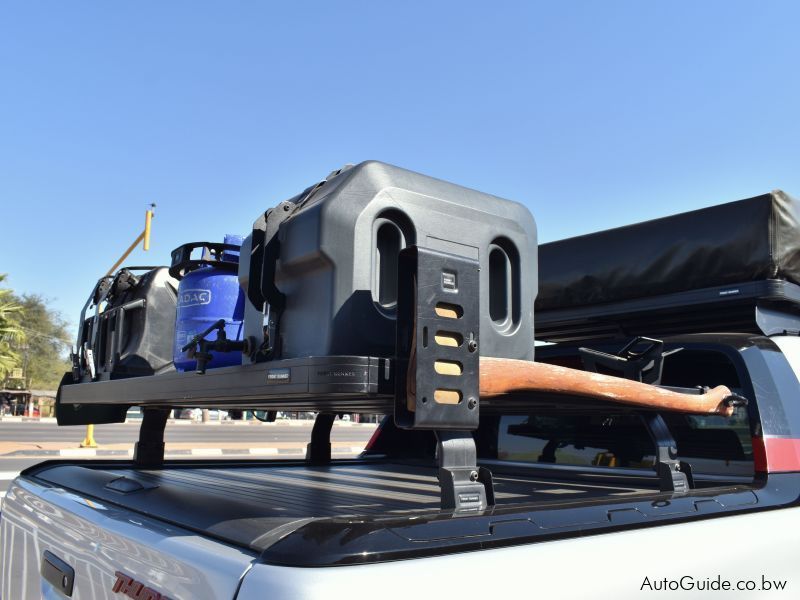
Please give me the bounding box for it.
[25,459,657,553]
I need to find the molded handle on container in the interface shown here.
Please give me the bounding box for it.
[169,242,239,280]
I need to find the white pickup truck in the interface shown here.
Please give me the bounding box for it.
[3,331,799,600]
[2,175,799,599]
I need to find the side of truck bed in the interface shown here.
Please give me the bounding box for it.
[6,468,799,600]
[17,458,660,554]
[4,335,800,599]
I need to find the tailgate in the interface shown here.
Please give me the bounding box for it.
[0,476,255,600]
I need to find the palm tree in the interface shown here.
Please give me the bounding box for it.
[0,275,25,380]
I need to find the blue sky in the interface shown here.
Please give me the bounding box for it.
[2,1,799,337]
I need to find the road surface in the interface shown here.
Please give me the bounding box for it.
[0,419,378,508]
[0,419,376,445]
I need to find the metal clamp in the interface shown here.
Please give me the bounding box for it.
[437,431,494,511]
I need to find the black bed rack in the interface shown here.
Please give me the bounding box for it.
[56,247,721,512]
[57,247,497,512]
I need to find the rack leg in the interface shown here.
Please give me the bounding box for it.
[306,413,335,464]
[642,412,693,493]
[133,408,170,468]
[436,431,494,512]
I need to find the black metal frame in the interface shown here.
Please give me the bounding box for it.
[59,250,775,509]
[537,279,800,343]
[578,337,699,493]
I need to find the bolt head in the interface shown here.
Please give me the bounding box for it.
[468,398,477,409]
[470,470,479,481]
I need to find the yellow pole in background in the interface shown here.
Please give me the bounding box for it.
[105,205,155,276]
[106,232,146,277]
[80,425,97,448]
[81,205,155,449]
[144,208,153,251]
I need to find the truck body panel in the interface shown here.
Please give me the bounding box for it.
[0,478,254,600]
[237,506,800,600]
[4,335,799,598]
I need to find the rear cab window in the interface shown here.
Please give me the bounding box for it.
[496,409,752,477]
[494,343,754,478]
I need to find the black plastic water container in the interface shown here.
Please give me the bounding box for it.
[240,160,538,362]
[75,267,178,380]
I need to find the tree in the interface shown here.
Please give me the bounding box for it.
[10,293,72,390]
[0,274,25,380]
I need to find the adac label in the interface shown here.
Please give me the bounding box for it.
[179,289,212,307]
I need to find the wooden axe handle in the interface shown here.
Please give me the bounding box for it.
[479,357,736,416]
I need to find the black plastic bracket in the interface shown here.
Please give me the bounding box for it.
[306,412,335,464]
[437,431,494,512]
[395,246,480,430]
[258,201,298,360]
[642,412,694,494]
[133,408,170,468]
[580,336,671,385]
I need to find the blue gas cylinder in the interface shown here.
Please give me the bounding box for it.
[172,234,245,372]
